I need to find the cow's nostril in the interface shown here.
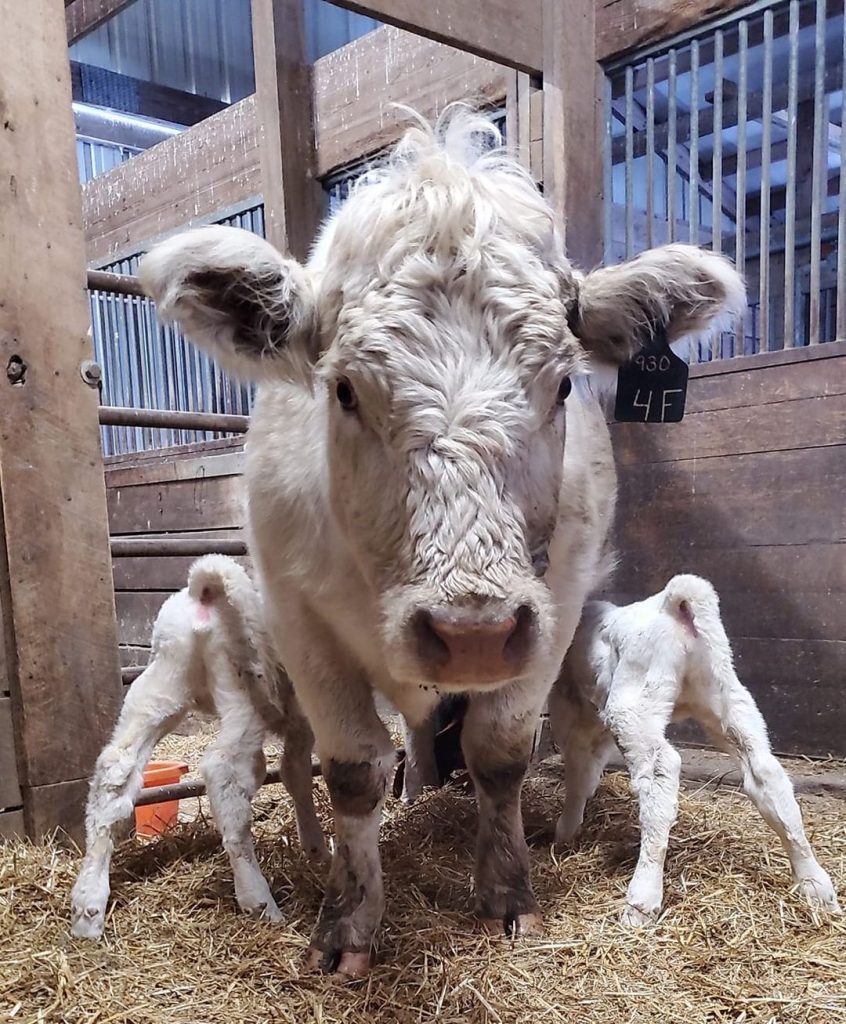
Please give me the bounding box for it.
[504,604,534,665]
[413,610,452,669]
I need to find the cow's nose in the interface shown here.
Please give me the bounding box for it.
[414,604,535,686]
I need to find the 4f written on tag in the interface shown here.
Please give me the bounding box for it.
[614,332,689,423]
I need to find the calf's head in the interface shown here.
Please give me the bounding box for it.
[140,109,744,692]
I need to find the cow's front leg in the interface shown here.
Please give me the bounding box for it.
[462,684,543,938]
[303,696,394,977]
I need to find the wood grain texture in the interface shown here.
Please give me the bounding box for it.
[115,592,171,647]
[25,778,91,845]
[252,0,324,261]
[0,810,25,842]
[543,0,604,268]
[0,2,121,833]
[327,0,543,74]
[82,26,508,263]
[66,0,137,43]
[595,0,751,62]
[108,475,246,535]
[0,697,22,809]
[611,350,846,757]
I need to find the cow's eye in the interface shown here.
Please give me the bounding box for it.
[335,378,358,411]
[556,376,572,405]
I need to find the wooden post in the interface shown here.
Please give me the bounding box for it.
[251,0,324,261]
[542,0,604,269]
[0,1,121,842]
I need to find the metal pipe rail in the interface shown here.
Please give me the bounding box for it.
[99,406,250,433]
[133,751,405,807]
[87,269,147,297]
[110,538,248,558]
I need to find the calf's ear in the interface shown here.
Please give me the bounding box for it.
[568,244,745,365]
[139,226,318,383]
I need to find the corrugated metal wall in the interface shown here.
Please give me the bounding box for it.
[70,0,378,105]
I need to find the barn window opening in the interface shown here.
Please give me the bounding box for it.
[605,0,845,360]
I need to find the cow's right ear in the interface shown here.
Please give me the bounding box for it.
[139,225,319,384]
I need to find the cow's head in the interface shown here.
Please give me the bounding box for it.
[140,108,744,693]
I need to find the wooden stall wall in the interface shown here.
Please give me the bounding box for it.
[106,440,247,672]
[610,341,846,757]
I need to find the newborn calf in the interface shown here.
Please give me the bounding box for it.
[71,556,326,940]
[550,574,839,926]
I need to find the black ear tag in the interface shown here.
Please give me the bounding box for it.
[614,330,689,423]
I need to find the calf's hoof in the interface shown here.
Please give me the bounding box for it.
[70,902,107,941]
[620,902,657,928]
[243,900,284,923]
[797,874,841,914]
[480,911,544,939]
[304,946,374,978]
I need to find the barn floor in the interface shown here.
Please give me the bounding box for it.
[1,727,844,1024]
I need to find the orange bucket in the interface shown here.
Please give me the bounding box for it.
[135,760,190,837]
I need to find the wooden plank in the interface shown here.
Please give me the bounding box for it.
[71,61,226,126]
[105,449,246,489]
[542,0,604,268]
[25,778,92,844]
[327,0,542,75]
[615,446,845,551]
[0,810,25,842]
[610,543,845,643]
[0,3,121,839]
[251,0,323,261]
[82,96,262,266]
[316,26,508,180]
[66,0,137,44]
[731,639,845,757]
[0,697,22,809]
[689,339,846,379]
[612,395,846,465]
[112,552,251,592]
[119,645,151,668]
[108,475,246,534]
[104,436,244,469]
[596,0,751,63]
[82,26,509,264]
[115,592,171,647]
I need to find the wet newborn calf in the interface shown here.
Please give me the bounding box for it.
[550,574,839,926]
[71,556,326,940]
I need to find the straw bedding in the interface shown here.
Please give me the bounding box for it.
[1,727,843,1024]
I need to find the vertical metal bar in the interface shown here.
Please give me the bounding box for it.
[809,0,827,345]
[711,30,724,360]
[625,64,634,258]
[603,75,613,263]
[784,0,800,349]
[712,31,724,256]
[689,40,700,245]
[837,5,846,342]
[646,57,655,249]
[735,20,748,356]
[667,50,677,243]
[759,9,773,355]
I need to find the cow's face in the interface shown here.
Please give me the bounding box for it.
[140,110,744,692]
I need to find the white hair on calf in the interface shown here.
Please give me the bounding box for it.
[550,574,839,927]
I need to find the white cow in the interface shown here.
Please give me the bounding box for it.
[70,556,326,940]
[550,574,840,926]
[139,108,745,975]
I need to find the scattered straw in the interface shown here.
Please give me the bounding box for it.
[1,731,843,1024]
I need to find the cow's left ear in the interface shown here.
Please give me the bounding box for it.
[139,225,318,384]
[567,244,745,364]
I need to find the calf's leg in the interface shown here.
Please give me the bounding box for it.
[200,691,281,921]
[462,683,543,937]
[400,713,439,803]
[277,698,327,860]
[602,665,681,927]
[692,669,839,913]
[71,657,189,939]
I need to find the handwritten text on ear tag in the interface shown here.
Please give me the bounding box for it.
[614,331,689,423]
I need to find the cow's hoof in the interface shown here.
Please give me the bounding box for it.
[797,874,841,914]
[244,900,284,923]
[304,946,373,978]
[480,911,544,938]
